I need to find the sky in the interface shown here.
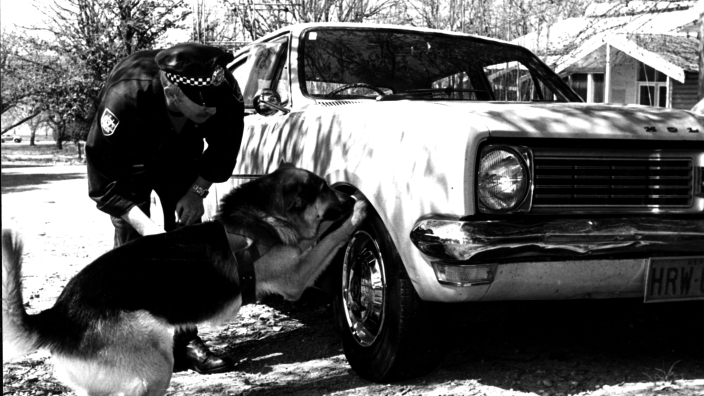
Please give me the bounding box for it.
[1,0,44,32]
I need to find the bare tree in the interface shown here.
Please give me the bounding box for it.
[3,0,191,151]
[1,30,54,136]
[27,112,53,145]
[699,6,703,101]
[217,0,398,42]
[542,0,695,62]
[33,0,191,81]
[0,30,46,117]
[1,106,42,136]
[406,0,589,41]
[192,0,239,44]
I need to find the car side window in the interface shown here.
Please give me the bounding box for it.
[231,57,250,104]
[484,61,558,101]
[272,38,290,105]
[230,36,289,109]
[431,71,493,100]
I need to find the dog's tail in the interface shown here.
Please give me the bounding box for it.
[2,229,41,360]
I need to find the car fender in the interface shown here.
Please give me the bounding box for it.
[282,102,492,301]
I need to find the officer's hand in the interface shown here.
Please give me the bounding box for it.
[122,205,165,236]
[142,223,166,236]
[175,191,205,226]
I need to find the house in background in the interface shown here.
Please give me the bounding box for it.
[513,1,701,110]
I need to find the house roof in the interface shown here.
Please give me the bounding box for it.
[553,33,698,83]
[628,34,699,71]
[512,5,701,58]
[512,4,701,84]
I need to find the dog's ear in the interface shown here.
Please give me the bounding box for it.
[287,196,304,210]
[283,181,305,211]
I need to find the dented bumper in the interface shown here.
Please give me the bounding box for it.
[410,216,704,288]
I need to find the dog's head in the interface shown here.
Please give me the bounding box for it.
[273,165,355,240]
[218,165,356,244]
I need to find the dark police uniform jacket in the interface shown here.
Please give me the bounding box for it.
[85,49,245,218]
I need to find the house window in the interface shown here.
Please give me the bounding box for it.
[570,74,588,101]
[637,62,667,107]
[592,74,604,103]
[565,73,605,103]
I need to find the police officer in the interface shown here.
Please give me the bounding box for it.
[85,43,245,374]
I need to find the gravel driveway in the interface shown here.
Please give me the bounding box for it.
[2,165,703,396]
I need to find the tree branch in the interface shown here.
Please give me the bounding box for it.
[1,109,42,135]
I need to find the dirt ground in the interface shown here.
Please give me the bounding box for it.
[2,157,703,396]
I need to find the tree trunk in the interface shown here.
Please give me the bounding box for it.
[76,140,83,160]
[699,9,703,101]
[29,118,39,146]
[56,139,63,150]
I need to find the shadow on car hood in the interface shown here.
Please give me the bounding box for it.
[430,101,704,140]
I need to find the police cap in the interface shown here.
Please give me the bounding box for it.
[155,43,238,108]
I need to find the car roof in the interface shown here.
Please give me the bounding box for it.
[233,22,516,57]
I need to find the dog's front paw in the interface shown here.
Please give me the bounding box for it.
[333,199,368,241]
[350,199,368,228]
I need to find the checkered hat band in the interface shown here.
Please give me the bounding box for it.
[166,72,212,87]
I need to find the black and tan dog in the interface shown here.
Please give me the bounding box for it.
[2,165,367,396]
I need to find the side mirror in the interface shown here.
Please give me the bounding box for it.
[253,89,290,116]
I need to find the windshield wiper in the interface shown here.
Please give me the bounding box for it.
[377,87,489,101]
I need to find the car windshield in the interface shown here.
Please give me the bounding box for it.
[300,28,578,102]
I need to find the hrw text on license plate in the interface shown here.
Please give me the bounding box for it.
[644,256,704,303]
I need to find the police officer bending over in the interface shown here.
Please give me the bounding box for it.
[86,43,245,374]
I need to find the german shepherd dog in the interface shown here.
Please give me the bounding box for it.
[2,166,367,396]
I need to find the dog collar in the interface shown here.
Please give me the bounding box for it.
[225,232,258,305]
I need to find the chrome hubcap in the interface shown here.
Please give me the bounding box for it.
[342,230,386,347]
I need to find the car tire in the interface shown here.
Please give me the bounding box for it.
[333,207,446,382]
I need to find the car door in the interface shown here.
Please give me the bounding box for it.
[203,34,292,220]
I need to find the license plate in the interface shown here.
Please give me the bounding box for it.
[644,256,704,303]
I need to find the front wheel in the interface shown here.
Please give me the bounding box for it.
[334,210,446,382]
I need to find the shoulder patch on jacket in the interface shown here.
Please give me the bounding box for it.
[100,109,120,136]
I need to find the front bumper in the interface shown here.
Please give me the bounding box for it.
[410,216,704,287]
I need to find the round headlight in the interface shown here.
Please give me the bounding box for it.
[477,148,529,212]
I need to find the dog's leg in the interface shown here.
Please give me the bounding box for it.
[256,200,367,300]
[53,311,174,396]
[298,199,368,278]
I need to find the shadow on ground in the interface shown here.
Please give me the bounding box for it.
[436,299,704,393]
[1,167,86,194]
[225,292,342,372]
[207,297,704,396]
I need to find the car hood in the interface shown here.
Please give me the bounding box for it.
[437,101,704,140]
[342,101,703,140]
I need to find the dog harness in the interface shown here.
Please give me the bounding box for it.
[224,229,276,305]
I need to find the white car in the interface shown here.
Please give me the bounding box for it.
[204,23,704,382]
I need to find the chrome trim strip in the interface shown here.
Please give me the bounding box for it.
[411,216,704,262]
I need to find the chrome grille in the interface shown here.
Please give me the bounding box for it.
[533,155,693,208]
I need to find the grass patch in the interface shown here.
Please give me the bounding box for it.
[1,141,85,166]
[644,360,682,384]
